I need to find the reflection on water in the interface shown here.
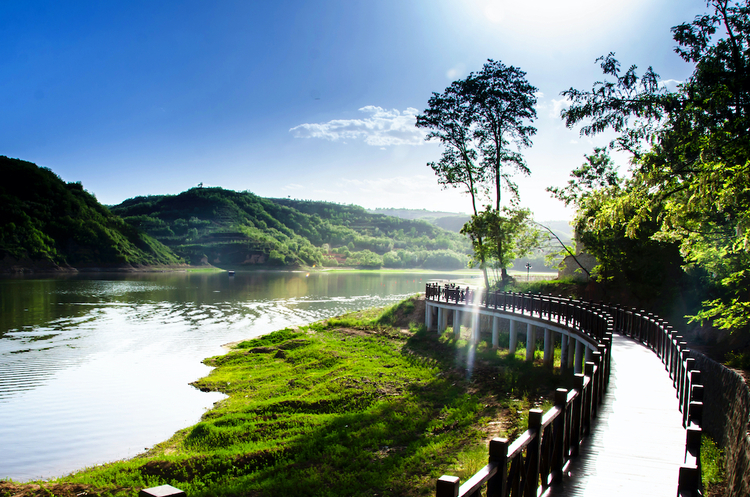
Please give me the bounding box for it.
[0,270,461,481]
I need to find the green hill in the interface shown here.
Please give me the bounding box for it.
[0,157,472,271]
[0,156,183,271]
[111,189,471,269]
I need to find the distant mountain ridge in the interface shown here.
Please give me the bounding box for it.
[111,190,471,269]
[1,157,572,273]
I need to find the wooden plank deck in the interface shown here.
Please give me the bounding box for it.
[548,333,687,496]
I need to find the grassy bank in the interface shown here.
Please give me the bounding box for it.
[1,297,569,497]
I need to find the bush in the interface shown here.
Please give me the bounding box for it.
[322,256,338,267]
[382,251,402,268]
[422,250,467,270]
[349,249,383,268]
[268,250,286,265]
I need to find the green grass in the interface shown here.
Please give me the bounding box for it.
[701,433,725,492]
[10,297,570,497]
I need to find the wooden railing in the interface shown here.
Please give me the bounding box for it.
[425,285,704,497]
[606,303,704,497]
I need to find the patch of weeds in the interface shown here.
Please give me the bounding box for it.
[376,298,416,327]
[449,444,490,483]
[724,350,750,371]
[701,433,725,494]
[235,328,300,348]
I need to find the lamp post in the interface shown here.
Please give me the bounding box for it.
[525,262,532,281]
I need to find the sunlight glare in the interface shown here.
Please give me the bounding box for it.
[469,0,649,41]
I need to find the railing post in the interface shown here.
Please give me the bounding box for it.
[688,401,703,428]
[678,348,689,408]
[597,343,608,395]
[575,340,584,374]
[673,340,683,387]
[571,374,585,456]
[604,332,613,386]
[583,362,595,433]
[487,438,508,497]
[524,409,543,497]
[436,475,460,497]
[681,359,696,424]
[552,389,568,484]
[691,382,704,416]
[671,335,683,385]
[590,352,602,415]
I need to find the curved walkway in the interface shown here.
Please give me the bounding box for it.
[426,287,702,496]
[549,333,687,496]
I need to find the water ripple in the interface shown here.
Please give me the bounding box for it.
[0,271,439,480]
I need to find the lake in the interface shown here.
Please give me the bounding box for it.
[0,270,476,481]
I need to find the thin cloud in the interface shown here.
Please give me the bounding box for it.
[550,97,572,119]
[659,78,682,90]
[281,183,304,191]
[446,64,466,80]
[290,106,426,146]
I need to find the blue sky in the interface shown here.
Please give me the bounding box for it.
[1,0,708,221]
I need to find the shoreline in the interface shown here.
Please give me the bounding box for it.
[18,296,556,497]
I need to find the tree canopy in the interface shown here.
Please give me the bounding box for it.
[417,59,541,287]
[555,0,750,333]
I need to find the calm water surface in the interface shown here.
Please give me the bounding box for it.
[0,270,467,481]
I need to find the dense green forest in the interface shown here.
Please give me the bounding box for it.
[0,156,570,273]
[0,156,182,270]
[110,189,472,269]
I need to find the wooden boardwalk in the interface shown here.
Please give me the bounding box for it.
[548,333,687,496]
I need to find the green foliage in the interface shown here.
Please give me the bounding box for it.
[554,0,750,333]
[0,156,183,268]
[421,249,468,270]
[701,433,725,491]
[461,206,543,286]
[417,59,542,287]
[416,59,537,214]
[235,328,301,349]
[111,189,470,269]
[724,350,750,370]
[502,277,585,297]
[346,249,383,268]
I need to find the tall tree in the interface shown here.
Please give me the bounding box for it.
[416,80,484,216]
[468,61,538,210]
[557,0,750,333]
[418,59,540,287]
